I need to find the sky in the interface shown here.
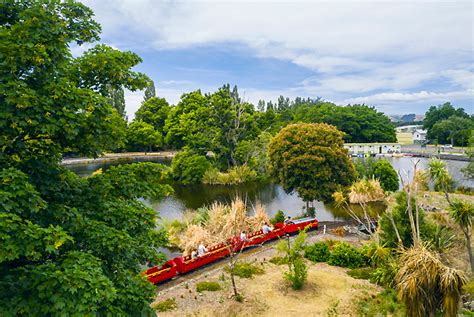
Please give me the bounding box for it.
[80,0,474,119]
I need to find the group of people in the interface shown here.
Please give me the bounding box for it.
[190,216,295,260]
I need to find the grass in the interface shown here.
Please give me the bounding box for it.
[347,267,372,280]
[396,132,413,145]
[225,261,265,278]
[357,289,405,316]
[196,281,221,292]
[151,298,177,312]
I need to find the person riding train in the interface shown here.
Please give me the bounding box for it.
[262,222,273,234]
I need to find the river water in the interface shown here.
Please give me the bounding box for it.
[67,156,471,223]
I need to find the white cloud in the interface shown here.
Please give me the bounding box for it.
[83,0,473,114]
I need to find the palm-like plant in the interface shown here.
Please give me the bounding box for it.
[450,200,474,272]
[396,244,467,317]
[427,158,455,204]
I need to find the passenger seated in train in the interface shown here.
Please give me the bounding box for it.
[240,230,247,241]
[284,216,294,225]
[191,249,197,259]
[198,243,207,257]
[262,222,273,234]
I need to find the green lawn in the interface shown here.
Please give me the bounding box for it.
[396,132,413,145]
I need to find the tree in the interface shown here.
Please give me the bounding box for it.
[126,120,162,152]
[106,84,126,118]
[143,80,156,102]
[373,159,399,192]
[268,123,356,208]
[423,102,469,132]
[462,131,474,180]
[428,115,474,146]
[277,230,308,290]
[135,96,171,135]
[293,102,396,143]
[171,150,211,184]
[427,159,455,203]
[449,200,474,272]
[0,1,171,315]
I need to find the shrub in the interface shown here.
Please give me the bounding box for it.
[369,260,399,288]
[269,256,288,265]
[347,267,372,280]
[304,242,330,263]
[278,230,308,290]
[357,289,405,316]
[151,298,177,312]
[171,150,211,184]
[224,262,264,278]
[332,226,346,237]
[202,165,257,185]
[361,242,391,267]
[328,242,366,268]
[270,210,285,225]
[196,281,221,292]
[463,280,474,300]
[373,159,399,192]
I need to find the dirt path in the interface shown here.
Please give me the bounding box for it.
[152,231,379,316]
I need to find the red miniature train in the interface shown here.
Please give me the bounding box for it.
[144,217,319,284]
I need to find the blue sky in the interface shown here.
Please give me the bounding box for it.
[80,0,473,118]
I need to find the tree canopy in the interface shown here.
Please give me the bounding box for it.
[268,123,356,203]
[0,1,171,315]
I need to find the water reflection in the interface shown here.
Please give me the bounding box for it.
[66,156,471,223]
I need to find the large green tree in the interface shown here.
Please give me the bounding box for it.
[135,96,170,135]
[423,102,470,132]
[267,123,356,205]
[428,115,473,146]
[0,1,171,315]
[126,120,163,152]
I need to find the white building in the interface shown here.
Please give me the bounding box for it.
[344,143,401,155]
[412,129,427,144]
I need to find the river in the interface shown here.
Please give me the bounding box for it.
[66,156,471,223]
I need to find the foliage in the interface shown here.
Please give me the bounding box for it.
[373,159,399,192]
[304,242,330,263]
[269,256,288,265]
[270,210,286,225]
[171,150,211,184]
[268,123,356,203]
[380,192,436,248]
[423,103,472,145]
[357,289,406,317]
[293,102,397,143]
[235,131,272,175]
[449,200,474,272]
[135,96,170,135]
[428,225,456,253]
[143,80,156,102]
[224,261,264,278]
[0,2,171,315]
[353,157,377,179]
[277,230,308,290]
[395,244,467,317]
[347,267,372,280]
[462,132,474,180]
[463,280,474,300]
[126,120,162,152]
[151,298,177,312]
[361,242,391,267]
[428,158,455,193]
[202,165,257,185]
[370,260,399,288]
[327,242,366,268]
[196,281,221,292]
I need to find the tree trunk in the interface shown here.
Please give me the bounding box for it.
[463,229,474,272]
[228,252,239,297]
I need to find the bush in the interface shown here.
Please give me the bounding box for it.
[202,165,257,185]
[361,242,391,267]
[270,210,285,225]
[224,261,264,278]
[304,242,330,263]
[373,159,399,192]
[278,230,308,290]
[285,257,307,290]
[151,298,177,312]
[357,289,405,316]
[328,242,366,268]
[171,150,211,184]
[269,256,288,265]
[369,260,399,288]
[196,281,221,292]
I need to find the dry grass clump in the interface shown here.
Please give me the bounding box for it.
[332,226,346,237]
[179,197,269,255]
[395,244,467,317]
[349,179,385,204]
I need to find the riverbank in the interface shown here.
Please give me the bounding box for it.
[401,144,469,161]
[61,151,176,165]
